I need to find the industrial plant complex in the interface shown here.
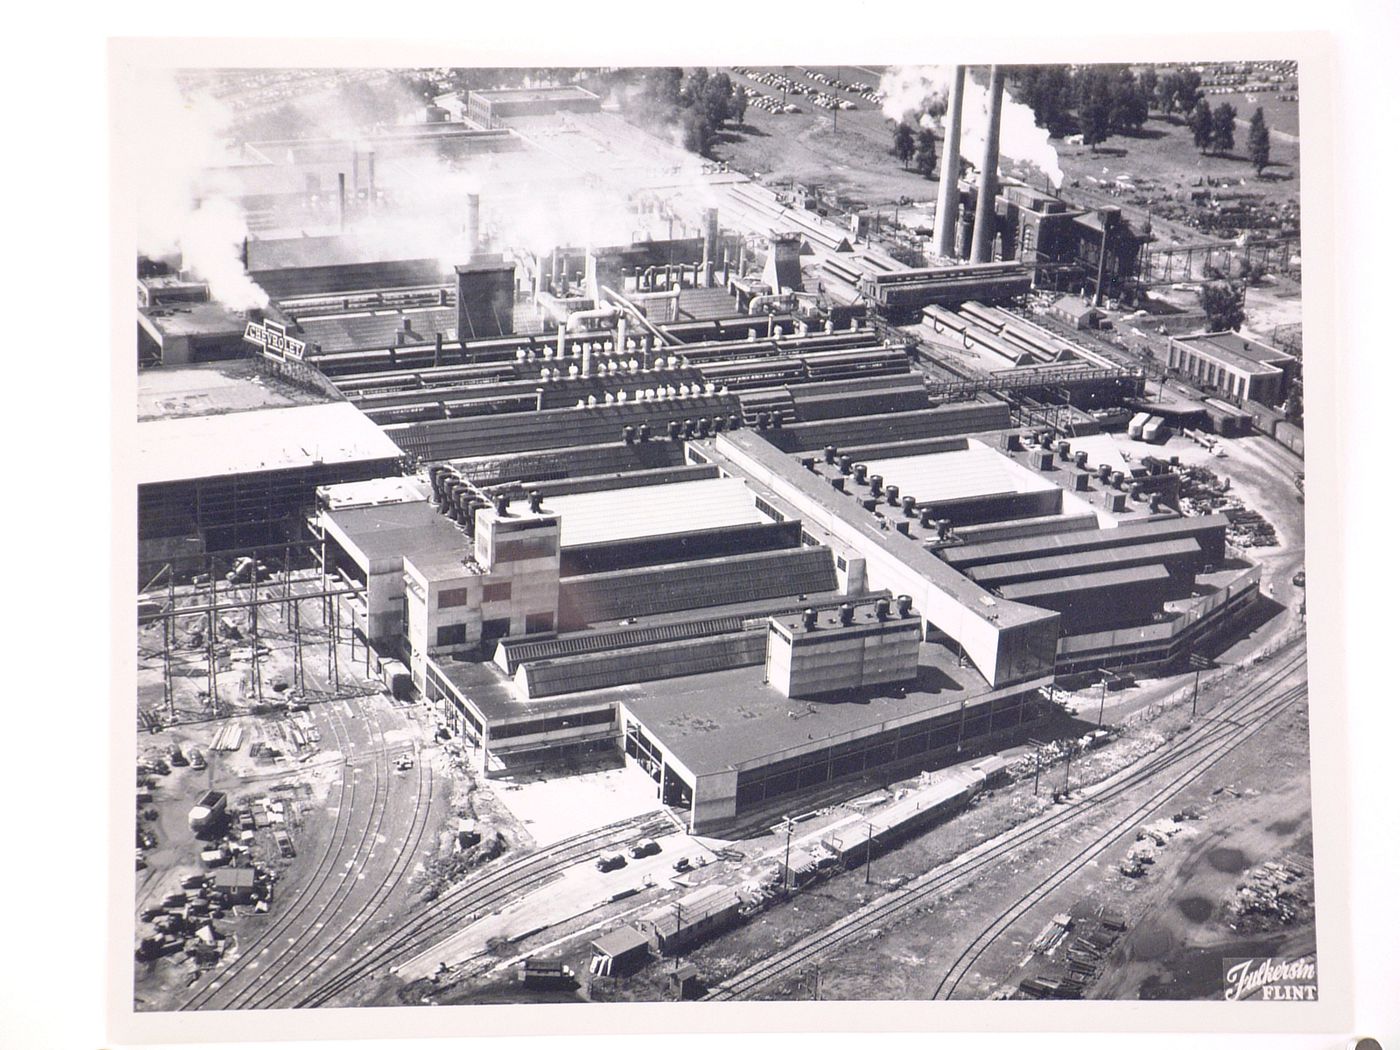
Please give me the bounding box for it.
[129,62,1313,1010]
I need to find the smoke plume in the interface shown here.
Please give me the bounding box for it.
[879,65,1064,188]
[133,72,269,309]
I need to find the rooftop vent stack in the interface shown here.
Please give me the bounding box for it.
[1130,483,1145,501]
[869,474,884,497]
[937,518,953,541]
[683,418,696,438]
[638,422,650,442]
[896,594,914,618]
[970,65,1006,265]
[528,490,544,513]
[668,420,681,440]
[801,456,817,471]
[1112,470,1126,489]
[1058,440,1072,460]
[802,607,819,631]
[493,492,510,515]
[1149,493,1163,512]
[1098,464,1112,482]
[729,413,741,431]
[697,417,711,437]
[623,424,636,445]
[902,495,917,517]
[933,65,967,258]
[1039,430,1053,450]
[885,484,900,506]
[758,411,772,430]
[824,445,838,465]
[920,506,937,528]
[771,413,783,429]
[839,455,854,476]
[428,465,444,500]
[853,463,868,485]
[839,603,855,627]
[875,597,891,620]
[1075,450,1089,469]
[713,415,726,433]
[465,193,481,261]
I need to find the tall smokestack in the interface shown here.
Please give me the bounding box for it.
[337,172,347,231]
[366,151,376,211]
[933,66,966,259]
[970,66,1005,265]
[701,207,719,288]
[465,193,481,261]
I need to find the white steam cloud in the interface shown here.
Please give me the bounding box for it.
[879,66,1064,189]
[134,72,269,309]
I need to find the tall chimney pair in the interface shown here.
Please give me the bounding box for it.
[934,66,1006,265]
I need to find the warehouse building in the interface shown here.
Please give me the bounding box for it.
[1166,331,1297,406]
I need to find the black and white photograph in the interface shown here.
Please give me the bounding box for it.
[115,51,1327,1017]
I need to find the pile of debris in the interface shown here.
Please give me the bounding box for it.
[1119,812,1201,877]
[1178,466,1278,547]
[1227,857,1312,932]
[1017,906,1126,999]
[135,865,275,968]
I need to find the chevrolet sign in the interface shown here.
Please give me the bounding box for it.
[244,319,307,361]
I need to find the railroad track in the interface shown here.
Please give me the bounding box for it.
[931,679,1308,998]
[237,708,438,1009]
[704,641,1307,1001]
[292,810,674,1008]
[178,699,363,1010]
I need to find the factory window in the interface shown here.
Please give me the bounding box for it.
[436,623,467,648]
[836,555,848,571]
[754,497,784,522]
[438,587,469,609]
[525,612,554,634]
[482,617,511,644]
[483,581,512,603]
[495,537,557,563]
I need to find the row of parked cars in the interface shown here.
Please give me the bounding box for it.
[595,836,696,873]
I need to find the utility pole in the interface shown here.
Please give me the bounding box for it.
[1189,652,1210,717]
[782,815,795,891]
[864,822,874,884]
[1098,671,1109,727]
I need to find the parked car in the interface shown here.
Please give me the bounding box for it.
[629,837,661,859]
[595,851,627,872]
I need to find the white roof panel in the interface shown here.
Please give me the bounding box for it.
[137,402,403,485]
[862,441,1059,504]
[546,477,766,547]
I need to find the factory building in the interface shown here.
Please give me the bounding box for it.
[464,85,601,127]
[1166,331,1297,406]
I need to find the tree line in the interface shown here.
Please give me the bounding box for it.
[889,65,1271,177]
[635,68,747,156]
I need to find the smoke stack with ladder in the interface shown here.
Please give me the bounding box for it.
[933,65,966,259]
[970,66,1006,265]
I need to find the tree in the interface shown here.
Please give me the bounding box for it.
[1077,68,1115,151]
[892,122,916,169]
[728,85,748,125]
[680,107,712,155]
[1189,99,1214,152]
[1200,280,1247,332]
[1155,69,1202,115]
[680,67,710,109]
[1109,68,1151,134]
[1247,107,1271,174]
[1016,64,1076,137]
[700,73,736,130]
[914,127,938,178]
[1211,102,1237,155]
[642,67,683,108]
[1138,67,1158,104]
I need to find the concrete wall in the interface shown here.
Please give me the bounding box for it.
[767,619,921,699]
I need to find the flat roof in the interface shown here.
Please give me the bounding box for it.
[137,402,403,486]
[471,85,599,103]
[998,563,1170,600]
[621,639,991,777]
[861,441,1060,504]
[137,361,333,421]
[544,477,767,548]
[323,497,468,571]
[592,927,649,957]
[139,300,251,340]
[1175,331,1292,375]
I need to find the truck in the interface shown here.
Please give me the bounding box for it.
[595,851,627,872]
[188,790,228,836]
